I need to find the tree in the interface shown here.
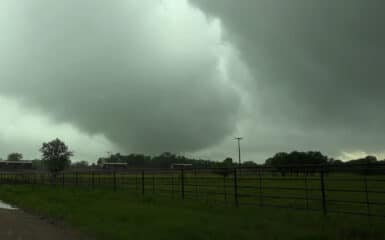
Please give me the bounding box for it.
[265,151,329,167]
[32,159,44,169]
[7,153,23,161]
[265,151,329,176]
[40,138,73,175]
[71,161,89,168]
[223,157,233,165]
[242,161,258,167]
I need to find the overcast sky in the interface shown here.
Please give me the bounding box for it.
[0,0,384,162]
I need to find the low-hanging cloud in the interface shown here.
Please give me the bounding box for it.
[191,0,385,157]
[0,0,242,154]
[0,96,118,161]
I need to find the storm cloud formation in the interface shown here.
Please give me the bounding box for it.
[1,0,385,161]
[191,0,385,157]
[0,0,242,154]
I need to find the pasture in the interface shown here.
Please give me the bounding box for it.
[1,167,385,217]
[1,166,385,239]
[0,185,384,240]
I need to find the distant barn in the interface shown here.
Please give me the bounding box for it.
[102,162,128,170]
[170,163,193,169]
[0,161,33,170]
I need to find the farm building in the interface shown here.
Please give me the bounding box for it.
[102,162,128,170]
[0,161,33,170]
[170,163,193,169]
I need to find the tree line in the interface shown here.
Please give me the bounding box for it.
[96,153,245,169]
[265,151,385,167]
[2,138,385,174]
[0,138,72,175]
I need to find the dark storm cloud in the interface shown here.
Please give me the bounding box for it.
[191,0,385,155]
[0,1,241,154]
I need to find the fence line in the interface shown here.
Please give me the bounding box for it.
[1,165,385,220]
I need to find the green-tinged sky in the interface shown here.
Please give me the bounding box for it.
[0,0,384,162]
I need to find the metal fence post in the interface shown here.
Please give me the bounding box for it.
[363,175,371,218]
[181,169,185,200]
[258,169,264,207]
[135,173,138,192]
[91,171,95,189]
[233,168,239,207]
[62,173,65,187]
[195,172,199,199]
[304,171,309,209]
[223,175,227,203]
[113,171,117,192]
[320,169,327,215]
[75,172,79,186]
[171,176,175,199]
[141,170,145,196]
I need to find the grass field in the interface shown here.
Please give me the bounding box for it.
[0,184,385,240]
[2,169,385,217]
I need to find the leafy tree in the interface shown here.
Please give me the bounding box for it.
[97,152,218,169]
[265,151,329,176]
[346,155,378,165]
[345,155,381,175]
[72,161,89,168]
[242,161,258,167]
[40,138,73,175]
[222,157,233,167]
[7,152,23,161]
[32,159,44,169]
[265,151,329,167]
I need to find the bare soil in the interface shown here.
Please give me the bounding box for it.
[0,209,91,240]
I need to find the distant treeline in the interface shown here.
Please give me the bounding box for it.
[96,152,245,169]
[265,151,385,167]
[91,151,385,169]
[28,151,385,170]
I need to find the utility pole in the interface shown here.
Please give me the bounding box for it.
[234,137,243,166]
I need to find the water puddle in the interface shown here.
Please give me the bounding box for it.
[0,200,17,210]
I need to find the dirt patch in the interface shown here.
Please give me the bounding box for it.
[0,209,92,240]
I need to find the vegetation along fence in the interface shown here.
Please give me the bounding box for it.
[1,164,385,219]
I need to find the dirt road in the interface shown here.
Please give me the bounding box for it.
[0,209,91,240]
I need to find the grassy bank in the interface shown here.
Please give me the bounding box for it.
[0,184,384,240]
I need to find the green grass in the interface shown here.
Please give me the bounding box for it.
[0,184,385,240]
[3,171,385,216]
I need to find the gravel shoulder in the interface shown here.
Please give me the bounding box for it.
[0,209,91,240]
